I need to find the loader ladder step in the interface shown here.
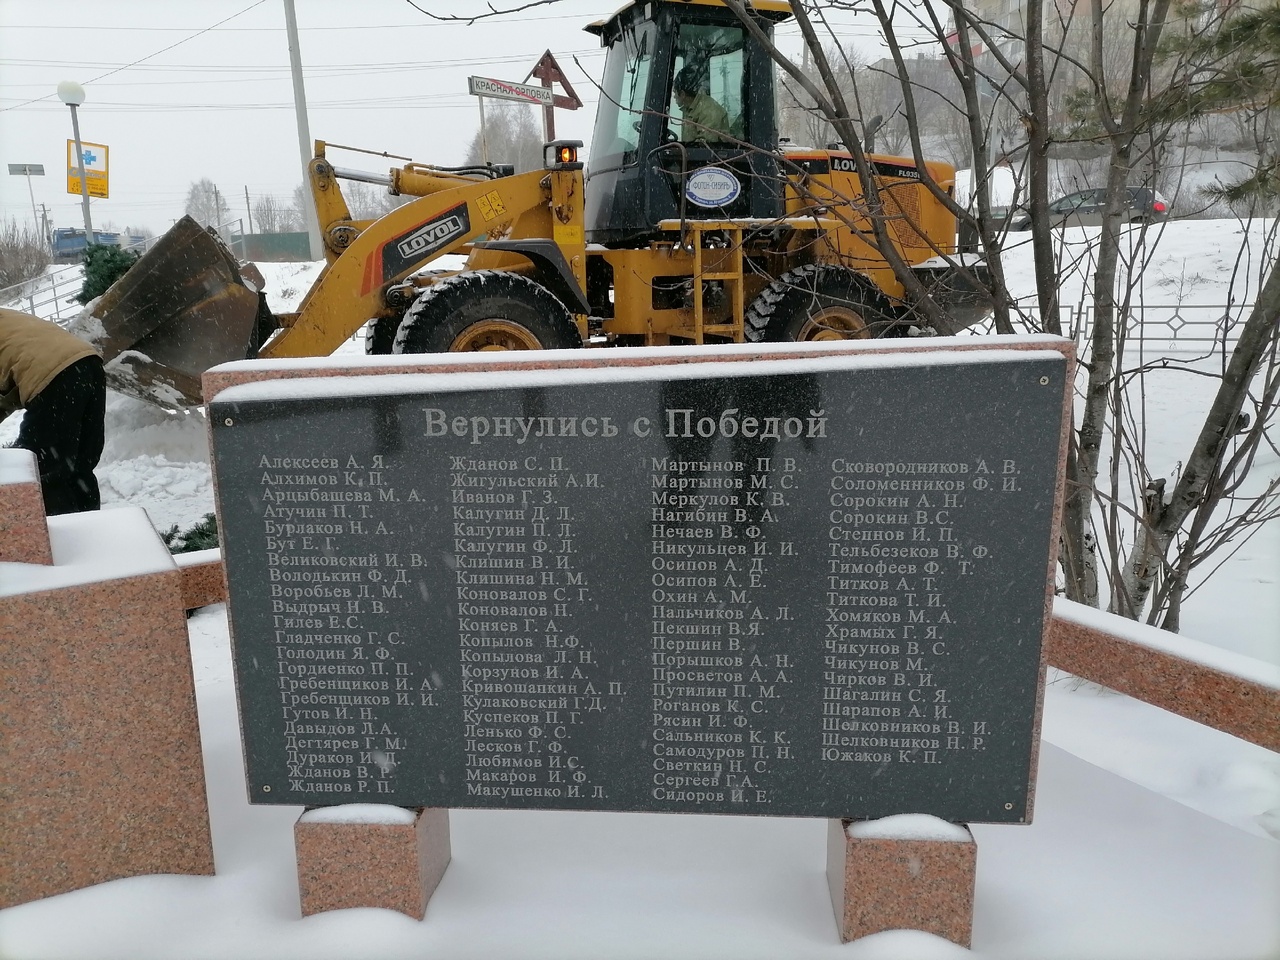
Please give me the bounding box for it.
[689,222,745,344]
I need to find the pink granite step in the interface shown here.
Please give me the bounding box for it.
[0,448,52,565]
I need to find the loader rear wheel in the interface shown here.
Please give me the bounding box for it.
[394,271,581,354]
[363,316,400,355]
[744,263,894,343]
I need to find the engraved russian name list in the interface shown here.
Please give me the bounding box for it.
[211,349,1067,823]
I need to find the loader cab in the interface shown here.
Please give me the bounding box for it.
[584,0,790,246]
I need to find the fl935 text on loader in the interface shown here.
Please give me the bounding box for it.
[89,0,989,409]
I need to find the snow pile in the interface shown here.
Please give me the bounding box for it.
[0,506,174,596]
[259,260,326,316]
[998,216,1278,312]
[298,805,419,826]
[93,392,215,534]
[1041,676,1280,840]
[846,815,973,843]
[0,447,37,483]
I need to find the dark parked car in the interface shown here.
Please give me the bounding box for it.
[1007,187,1170,230]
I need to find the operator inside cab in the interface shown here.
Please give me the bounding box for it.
[672,65,733,144]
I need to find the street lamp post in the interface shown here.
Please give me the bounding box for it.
[57,80,94,242]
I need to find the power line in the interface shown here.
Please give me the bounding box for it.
[0,0,270,113]
[0,13,592,32]
[0,49,604,81]
[0,96,601,113]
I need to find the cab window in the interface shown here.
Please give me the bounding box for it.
[667,22,747,140]
[591,20,656,168]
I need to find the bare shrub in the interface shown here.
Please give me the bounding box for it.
[0,219,50,292]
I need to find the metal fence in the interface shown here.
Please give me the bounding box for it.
[972,302,1255,355]
[1063,303,1252,353]
[0,265,88,325]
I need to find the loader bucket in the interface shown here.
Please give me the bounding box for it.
[86,215,275,409]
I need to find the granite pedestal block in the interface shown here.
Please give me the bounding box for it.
[826,816,977,946]
[294,806,451,918]
[0,506,215,908]
[0,448,52,565]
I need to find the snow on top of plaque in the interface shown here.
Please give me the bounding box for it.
[206,333,1070,376]
[211,344,1069,406]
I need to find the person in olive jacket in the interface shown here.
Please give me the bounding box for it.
[0,307,106,514]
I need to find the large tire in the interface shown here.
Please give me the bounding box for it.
[363,315,400,355]
[394,271,581,354]
[744,263,895,343]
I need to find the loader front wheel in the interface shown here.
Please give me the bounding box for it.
[394,271,581,354]
[363,316,400,355]
[744,263,894,343]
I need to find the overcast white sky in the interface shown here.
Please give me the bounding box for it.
[0,0,899,238]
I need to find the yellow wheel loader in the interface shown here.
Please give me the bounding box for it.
[89,0,987,408]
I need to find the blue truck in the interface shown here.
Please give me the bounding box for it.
[51,228,147,262]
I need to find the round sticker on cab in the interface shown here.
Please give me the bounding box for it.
[684,166,742,208]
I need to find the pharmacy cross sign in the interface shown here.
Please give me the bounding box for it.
[65,138,109,198]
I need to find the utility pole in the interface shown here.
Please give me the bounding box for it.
[6,163,45,240]
[244,186,254,234]
[23,169,39,234]
[283,0,322,260]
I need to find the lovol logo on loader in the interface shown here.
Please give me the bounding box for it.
[378,203,472,285]
[830,156,922,181]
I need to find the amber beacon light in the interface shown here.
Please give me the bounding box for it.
[545,140,583,169]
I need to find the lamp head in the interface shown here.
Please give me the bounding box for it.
[57,81,86,106]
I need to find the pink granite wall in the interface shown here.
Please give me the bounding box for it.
[0,568,215,907]
[1047,611,1280,751]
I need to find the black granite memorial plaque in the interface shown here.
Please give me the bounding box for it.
[210,348,1067,823]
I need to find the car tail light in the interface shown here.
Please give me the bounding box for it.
[1153,201,1167,212]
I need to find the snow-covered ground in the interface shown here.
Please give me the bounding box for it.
[1,222,1276,958]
